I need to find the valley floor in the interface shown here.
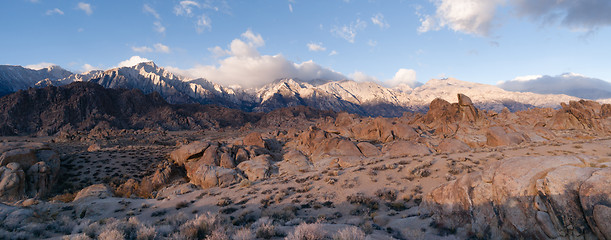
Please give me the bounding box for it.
[1,127,610,240]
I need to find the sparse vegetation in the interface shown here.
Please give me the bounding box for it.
[285,222,326,240]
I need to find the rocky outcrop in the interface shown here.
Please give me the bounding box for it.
[486,126,530,147]
[278,150,312,175]
[421,156,611,239]
[436,138,471,153]
[423,94,484,137]
[243,132,267,149]
[73,184,113,202]
[0,142,59,202]
[237,155,272,181]
[171,140,246,189]
[0,163,25,202]
[549,100,611,131]
[187,164,240,189]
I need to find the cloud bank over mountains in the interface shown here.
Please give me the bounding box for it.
[418,0,611,36]
[498,73,611,100]
[162,30,419,89]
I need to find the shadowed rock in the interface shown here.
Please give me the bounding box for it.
[421,156,611,239]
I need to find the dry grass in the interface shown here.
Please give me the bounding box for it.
[285,222,326,240]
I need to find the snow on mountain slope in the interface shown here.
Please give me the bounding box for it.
[0,65,72,95]
[0,62,592,116]
[409,78,580,111]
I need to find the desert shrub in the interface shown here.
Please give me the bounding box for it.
[232,228,255,240]
[176,200,190,209]
[346,193,379,211]
[333,226,365,240]
[205,228,229,240]
[253,217,278,239]
[98,229,124,240]
[285,222,326,240]
[375,188,397,202]
[62,233,92,240]
[176,213,219,240]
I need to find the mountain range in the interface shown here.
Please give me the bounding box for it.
[0,62,591,116]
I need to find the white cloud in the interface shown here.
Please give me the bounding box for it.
[166,30,347,88]
[196,14,212,33]
[154,43,171,53]
[25,62,56,70]
[331,19,367,43]
[132,44,171,53]
[241,29,264,47]
[350,71,379,83]
[45,8,64,16]
[143,4,161,20]
[385,68,418,88]
[329,50,338,56]
[117,56,152,68]
[289,4,293,13]
[81,64,99,73]
[154,21,166,34]
[132,46,153,53]
[174,0,200,16]
[77,2,93,15]
[307,42,326,52]
[371,13,389,29]
[418,0,502,36]
[511,74,543,82]
[420,0,611,36]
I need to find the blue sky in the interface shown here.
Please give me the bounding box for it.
[1,0,610,88]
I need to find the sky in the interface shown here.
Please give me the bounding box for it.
[1,0,611,88]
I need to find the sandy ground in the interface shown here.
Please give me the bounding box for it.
[1,129,610,239]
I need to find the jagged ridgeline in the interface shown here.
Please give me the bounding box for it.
[0,62,584,118]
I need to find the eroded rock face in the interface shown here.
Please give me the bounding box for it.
[278,150,312,175]
[187,164,240,189]
[73,184,113,202]
[169,141,210,166]
[243,132,267,149]
[421,156,611,239]
[237,155,272,181]
[486,126,530,147]
[0,163,25,202]
[0,143,59,202]
[549,100,611,131]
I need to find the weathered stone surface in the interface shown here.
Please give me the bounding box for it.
[73,184,113,202]
[549,100,610,131]
[169,141,209,166]
[486,126,529,147]
[422,156,611,239]
[579,167,611,240]
[278,150,312,175]
[383,141,431,158]
[237,155,272,181]
[87,143,101,152]
[200,144,219,166]
[243,132,266,149]
[436,138,471,153]
[188,164,240,188]
[0,163,25,202]
[0,143,59,202]
[356,142,381,157]
[219,152,236,169]
[235,148,250,164]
